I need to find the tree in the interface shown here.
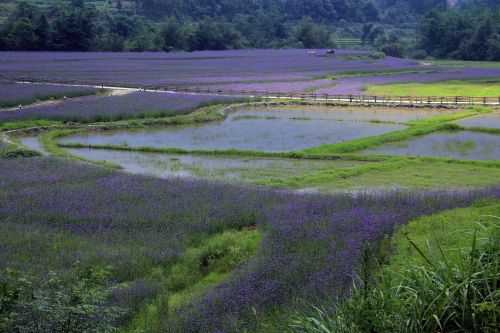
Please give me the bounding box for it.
[160,17,185,51]
[363,1,380,21]
[51,7,97,51]
[34,14,50,50]
[6,18,37,50]
[293,17,330,49]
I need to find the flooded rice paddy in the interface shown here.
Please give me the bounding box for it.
[456,112,500,129]
[361,131,500,160]
[18,136,48,155]
[60,107,415,152]
[64,148,363,182]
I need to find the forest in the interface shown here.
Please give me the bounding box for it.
[0,0,498,59]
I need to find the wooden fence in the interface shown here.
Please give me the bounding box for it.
[2,75,500,106]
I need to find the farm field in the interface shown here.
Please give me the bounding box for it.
[0,50,499,332]
[364,79,500,97]
[1,50,500,96]
[0,82,100,108]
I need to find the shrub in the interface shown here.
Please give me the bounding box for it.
[0,264,126,333]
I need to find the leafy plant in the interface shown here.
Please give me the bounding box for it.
[0,264,126,333]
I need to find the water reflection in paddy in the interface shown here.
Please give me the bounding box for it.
[361,131,500,160]
[64,148,363,182]
[18,136,48,155]
[240,106,456,122]
[61,107,411,152]
[456,112,500,129]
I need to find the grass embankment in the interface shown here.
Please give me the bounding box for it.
[365,78,500,97]
[0,133,41,158]
[0,119,62,132]
[39,129,122,168]
[125,229,261,332]
[290,201,500,332]
[301,107,489,155]
[257,158,500,190]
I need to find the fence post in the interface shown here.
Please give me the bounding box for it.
[455,96,458,105]
[483,97,487,106]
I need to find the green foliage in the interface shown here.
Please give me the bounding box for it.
[417,6,500,61]
[126,229,261,332]
[289,207,500,333]
[0,264,126,332]
[0,148,40,158]
[365,79,500,97]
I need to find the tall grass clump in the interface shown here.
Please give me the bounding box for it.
[289,216,499,333]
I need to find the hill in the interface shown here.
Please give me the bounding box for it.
[0,0,497,57]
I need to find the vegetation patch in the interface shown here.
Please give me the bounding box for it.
[289,202,500,333]
[126,229,262,332]
[365,79,500,97]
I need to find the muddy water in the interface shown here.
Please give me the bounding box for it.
[456,112,500,129]
[61,107,408,152]
[64,148,362,182]
[18,136,49,155]
[361,131,500,160]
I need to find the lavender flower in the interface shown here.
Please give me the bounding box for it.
[0,82,98,107]
[1,156,497,331]
[0,91,236,123]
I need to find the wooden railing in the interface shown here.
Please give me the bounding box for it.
[2,75,499,106]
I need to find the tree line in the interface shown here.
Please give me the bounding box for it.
[0,0,383,51]
[0,0,498,61]
[416,4,500,60]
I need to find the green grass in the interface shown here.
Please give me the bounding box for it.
[0,119,63,132]
[125,228,262,332]
[365,79,500,97]
[322,69,451,80]
[388,200,500,271]
[257,159,500,190]
[39,129,122,168]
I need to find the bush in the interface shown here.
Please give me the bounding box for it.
[0,264,126,333]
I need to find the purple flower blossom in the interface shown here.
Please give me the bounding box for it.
[0,91,236,123]
[1,156,497,331]
[0,82,98,107]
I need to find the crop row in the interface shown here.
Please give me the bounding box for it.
[0,82,98,107]
[0,91,238,123]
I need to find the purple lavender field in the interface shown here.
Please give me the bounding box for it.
[0,156,497,331]
[0,82,98,107]
[0,50,397,86]
[0,91,237,123]
[1,51,499,95]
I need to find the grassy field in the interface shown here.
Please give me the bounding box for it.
[258,159,500,190]
[365,79,500,97]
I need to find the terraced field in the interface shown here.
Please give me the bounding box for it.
[1,51,499,333]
